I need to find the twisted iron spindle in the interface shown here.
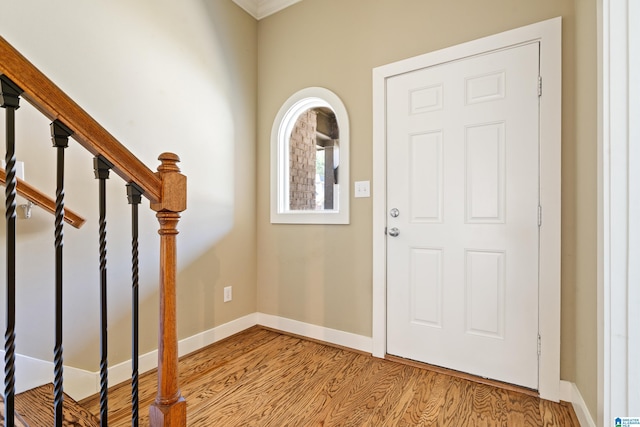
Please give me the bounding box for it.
[51,120,73,427]
[94,155,113,427]
[1,74,22,427]
[127,183,143,427]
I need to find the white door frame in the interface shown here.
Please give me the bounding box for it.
[372,17,562,401]
[598,0,640,423]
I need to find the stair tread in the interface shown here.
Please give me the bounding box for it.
[0,394,30,426]
[15,384,99,427]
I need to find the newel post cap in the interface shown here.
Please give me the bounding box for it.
[150,152,187,213]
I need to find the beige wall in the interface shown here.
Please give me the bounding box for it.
[174,0,258,344]
[0,0,258,370]
[257,0,597,417]
[573,0,598,418]
[0,0,599,417]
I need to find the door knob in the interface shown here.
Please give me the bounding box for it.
[388,227,400,237]
[390,208,400,218]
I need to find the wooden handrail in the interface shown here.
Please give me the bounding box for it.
[0,36,161,203]
[0,169,86,229]
[1,36,187,426]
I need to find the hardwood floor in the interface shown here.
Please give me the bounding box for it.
[80,327,579,426]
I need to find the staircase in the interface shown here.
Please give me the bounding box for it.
[11,385,98,427]
[0,35,188,426]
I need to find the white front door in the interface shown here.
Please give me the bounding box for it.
[386,42,541,389]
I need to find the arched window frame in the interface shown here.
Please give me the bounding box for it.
[270,87,350,224]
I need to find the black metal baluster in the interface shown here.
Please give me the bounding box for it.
[94,155,113,427]
[1,75,23,427]
[51,120,72,427]
[127,183,142,427]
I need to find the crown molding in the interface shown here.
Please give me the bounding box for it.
[232,0,303,20]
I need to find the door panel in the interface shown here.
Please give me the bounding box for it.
[386,43,540,389]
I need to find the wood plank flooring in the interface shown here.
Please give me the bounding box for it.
[79,327,580,426]
[14,384,99,427]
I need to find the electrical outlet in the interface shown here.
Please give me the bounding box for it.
[354,180,370,198]
[223,286,232,302]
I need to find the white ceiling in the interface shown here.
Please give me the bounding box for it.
[232,0,303,20]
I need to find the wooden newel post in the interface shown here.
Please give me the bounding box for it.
[149,152,187,426]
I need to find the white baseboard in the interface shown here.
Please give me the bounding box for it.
[560,380,596,427]
[0,351,97,399]
[1,314,259,401]
[3,313,373,401]
[106,313,259,397]
[181,313,261,357]
[256,313,373,354]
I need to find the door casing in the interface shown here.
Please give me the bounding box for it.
[372,17,562,401]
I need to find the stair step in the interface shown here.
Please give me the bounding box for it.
[14,384,99,427]
[1,395,30,426]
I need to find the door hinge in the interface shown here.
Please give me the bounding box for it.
[538,205,542,227]
[538,76,543,97]
[537,334,542,356]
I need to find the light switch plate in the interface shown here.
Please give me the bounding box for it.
[355,181,370,198]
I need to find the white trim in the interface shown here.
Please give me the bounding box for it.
[177,313,259,357]
[257,313,373,353]
[372,17,562,401]
[598,0,640,423]
[560,381,597,427]
[372,65,387,359]
[629,0,640,414]
[257,0,303,19]
[0,314,259,401]
[232,0,303,20]
[0,351,98,400]
[108,313,259,395]
[270,86,350,224]
[560,380,574,401]
[560,381,598,427]
[231,0,259,19]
